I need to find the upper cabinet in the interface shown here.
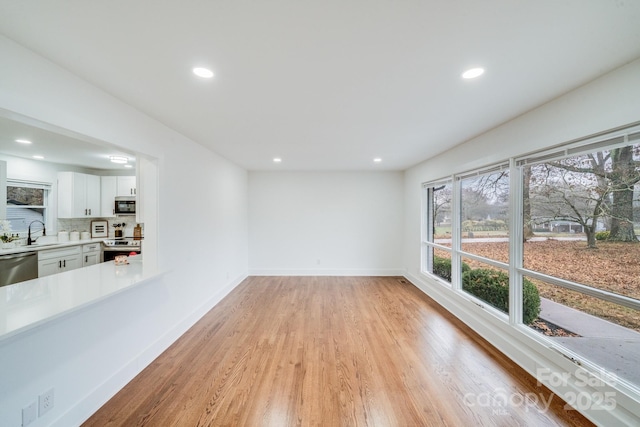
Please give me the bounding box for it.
[58,172,101,218]
[117,176,136,196]
[101,175,136,217]
[101,176,117,217]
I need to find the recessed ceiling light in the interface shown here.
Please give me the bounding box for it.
[110,156,128,164]
[273,157,282,163]
[15,139,32,144]
[373,158,382,163]
[462,67,485,79]
[193,67,214,78]
[124,164,133,168]
[32,155,44,160]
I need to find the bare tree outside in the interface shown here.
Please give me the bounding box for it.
[608,145,640,242]
[526,143,640,248]
[529,162,607,248]
[431,184,452,238]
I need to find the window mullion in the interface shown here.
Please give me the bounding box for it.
[509,158,523,325]
[451,177,462,290]
[421,186,432,273]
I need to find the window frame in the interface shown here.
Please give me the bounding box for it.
[5,179,52,234]
[421,179,454,286]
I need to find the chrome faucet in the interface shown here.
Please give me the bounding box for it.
[27,220,46,246]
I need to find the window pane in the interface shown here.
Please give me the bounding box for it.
[6,183,48,233]
[6,207,44,232]
[432,183,452,240]
[527,275,639,388]
[7,186,44,206]
[423,181,454,283]
[523,143,640,302]
[460,171,509,262]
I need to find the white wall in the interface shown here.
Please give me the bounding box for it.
[0,35,248,426]
[403,58,640,425]
[249,171,404,275]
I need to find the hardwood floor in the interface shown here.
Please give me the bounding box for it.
[83,276,593,426]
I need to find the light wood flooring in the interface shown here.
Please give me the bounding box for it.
[83,276,593,426]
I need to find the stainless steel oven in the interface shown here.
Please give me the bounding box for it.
[102,239,141,262]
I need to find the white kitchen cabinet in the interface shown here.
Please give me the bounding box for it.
[101,176,117,217]
[117,176,136,196]
[101,176,136,217]
[38,246,82,277]
[82,243,101,266]
[86,174,101,215]
[58,172,101,218]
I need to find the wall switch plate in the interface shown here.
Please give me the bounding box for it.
[39,388,55,416]
[22,401,37,426]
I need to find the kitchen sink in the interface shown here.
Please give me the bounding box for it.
[29,235,59,246]
[30,242,59,247]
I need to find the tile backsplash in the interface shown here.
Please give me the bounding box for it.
[57,218,141,238]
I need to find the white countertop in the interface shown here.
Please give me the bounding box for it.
[0,258,163,343]
[0,238,106,256]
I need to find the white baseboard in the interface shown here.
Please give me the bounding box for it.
[249,268,405,276]
[54,272,248,427]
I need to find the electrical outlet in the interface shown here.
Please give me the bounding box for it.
[22,401,37,426]
[39,388,54,416]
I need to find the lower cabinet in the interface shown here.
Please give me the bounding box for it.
[38,246,82,277]
[83,243,101,266]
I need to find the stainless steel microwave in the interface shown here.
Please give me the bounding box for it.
[114,197,136,215]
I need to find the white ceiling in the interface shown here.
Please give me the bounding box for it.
[0,115,136,171]
[1,1,639,171]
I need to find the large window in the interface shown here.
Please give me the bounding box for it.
[421,124,640,389]
[6,180,50,234]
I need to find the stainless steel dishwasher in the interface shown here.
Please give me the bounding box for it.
[0,251,38,287]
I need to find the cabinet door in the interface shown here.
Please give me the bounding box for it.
[58,171,86,218]
[38,258,61,277]
[86,174,101,217]
[101,176,117,217]
[58,172,99,217]
[117,176,136,196]
[83,252,100,267]
[72,172,88,217]
[60,255,82,272]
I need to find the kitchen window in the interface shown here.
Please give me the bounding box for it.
[6,180,50,233]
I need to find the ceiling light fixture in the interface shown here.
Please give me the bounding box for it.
[462,67,485,79]
[373,158,382,163]
[193,67,214,78]
[15,139,32,144]
[273,157,282,163]
[124,164,133,168]
[110,156,128,164]
[32,155,44,160]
